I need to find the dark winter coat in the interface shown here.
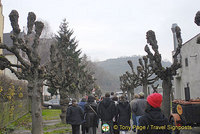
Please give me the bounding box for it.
[66,105,84,125]
[137,107,171,134]
[132,98,147,116]
[84,102,98,127]
[97,97,117,121]
[117,101,131,131]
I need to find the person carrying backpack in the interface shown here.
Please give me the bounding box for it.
[84,96,98,134]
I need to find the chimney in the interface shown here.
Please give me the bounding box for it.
[171,23,178,51]
[184,83,190,101]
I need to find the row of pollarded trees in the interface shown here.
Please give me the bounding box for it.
[120,22,183,119]
[119,56,158,101]
[0,10,98,134]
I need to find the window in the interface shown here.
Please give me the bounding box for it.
[185,58,188,67]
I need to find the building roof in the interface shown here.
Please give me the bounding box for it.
[182,33,200,46]
[3,33,13,55]
[3,32,25,55]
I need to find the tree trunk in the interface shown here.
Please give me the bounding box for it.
[130,88,134,100]
[59,89,69,123]
[161,78,172,119]
[127,90,131,102]
[29,79,43,134]
[147,86,150,96]
[143,83,148,99]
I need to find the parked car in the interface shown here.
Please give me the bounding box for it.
[43,99,60,109]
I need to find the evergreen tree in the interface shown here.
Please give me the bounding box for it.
[46,19,82,123]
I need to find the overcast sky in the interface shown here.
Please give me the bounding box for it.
[2,0,200,62]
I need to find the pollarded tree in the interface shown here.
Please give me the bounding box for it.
[144,26,182,118]
[136,56,158,98]
[119,73,130,94]
[151,84,159,93]
[0,10,44,134]
[46,19,82,123]
[119,65,140,101]
[127,60,141,99]
[195,11,200,43]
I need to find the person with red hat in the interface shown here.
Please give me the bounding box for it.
[137,93,171,134]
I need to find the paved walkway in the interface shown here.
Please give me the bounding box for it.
[10,119,200,134]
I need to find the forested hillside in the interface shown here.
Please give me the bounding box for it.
[95,56,172,92]
[96,56,171,77]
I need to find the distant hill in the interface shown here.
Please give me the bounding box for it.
[94,56,172,92]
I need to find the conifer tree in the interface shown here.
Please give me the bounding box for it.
[46,19,81,123]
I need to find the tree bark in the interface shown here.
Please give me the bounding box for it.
[143,83,148,99]
[29,79,43,134]
[127,90,131,102]
[161,78,172,119]
[130,88,135,100]
[59,89,69,123]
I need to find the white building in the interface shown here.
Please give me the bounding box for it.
[2,33,23,80]
[173,24,200,100]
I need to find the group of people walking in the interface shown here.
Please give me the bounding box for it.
[66,92,170,134]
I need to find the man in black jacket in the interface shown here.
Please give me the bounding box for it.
[98,92,117,134]
[66,99,84,134]
[137,93,171,134]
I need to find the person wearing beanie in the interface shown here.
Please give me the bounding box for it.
[132,92,147,126]
[137,93,171,134]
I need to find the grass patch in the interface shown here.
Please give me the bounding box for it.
[42,109,61,120]
[0,109,63,133]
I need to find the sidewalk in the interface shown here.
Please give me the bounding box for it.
[10,119,71,134]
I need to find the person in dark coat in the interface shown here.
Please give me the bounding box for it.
[116,95,131,134]
[84,96,98,134]
[78,98,87,134]
[132,92,147,125]
[112,96,119,134]
[137,93,171,134]
[130,94,139,132]
[98,92,117,134]
[66,99,84,134]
